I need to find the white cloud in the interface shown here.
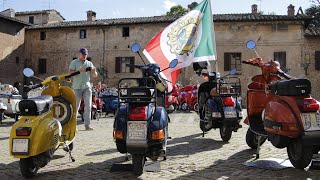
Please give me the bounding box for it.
[112,9,121,16]
[163,0,177,11]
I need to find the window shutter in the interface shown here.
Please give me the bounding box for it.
[315,51,320,70]
[130,57,135,73]
[224,53,231,71]
[115,57,121,73]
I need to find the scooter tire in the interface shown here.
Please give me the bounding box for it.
[181,102,188,111]
[245,129,266,149]
[220,126,232,142]
[19,158,38,178]
[199,120,212,132]
[0,109,4,123]
[287,138,313,169]
[53,97,72,125]
[132,154,145,176]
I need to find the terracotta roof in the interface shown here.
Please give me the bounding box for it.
[305,27,320,36]
[26,13,312,30]
[0,13,30,25]
[16,10,65,20]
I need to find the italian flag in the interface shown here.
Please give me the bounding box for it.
[143,0,216,91]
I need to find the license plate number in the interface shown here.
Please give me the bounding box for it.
[212,112,221,118]
[301,112,320,131]
[224,107,237,118]
[12,139,29,153]
[127,121,147,140]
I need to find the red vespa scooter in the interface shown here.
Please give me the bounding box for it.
[165,83,180,113]
[244,40,320,169]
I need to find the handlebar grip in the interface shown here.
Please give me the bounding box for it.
[65,71,80,79]
[86,67,92,71]
[31,84,43,89]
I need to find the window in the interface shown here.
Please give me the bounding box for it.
[29,16,34,24]
[16,57,19,64]
[272,24,288,32]
[224,53,241,71]
[315,51,320,70]
[40,31,46,40]
[38,59,47,74]
[274,52,286,70]
[122,27,129,37]
[80,29,87,39]
[115,57,134,73]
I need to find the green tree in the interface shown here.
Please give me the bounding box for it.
[306,4,320,27]
[166,5,187,16]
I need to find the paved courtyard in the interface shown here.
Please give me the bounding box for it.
[1,111,320,179]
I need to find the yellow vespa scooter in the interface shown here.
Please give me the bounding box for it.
[9,67,89,178]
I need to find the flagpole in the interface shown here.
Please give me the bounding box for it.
[208,0,218,73]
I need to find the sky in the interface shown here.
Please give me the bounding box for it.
[0,0,314,21]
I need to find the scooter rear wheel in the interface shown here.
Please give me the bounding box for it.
[287,138,313,169]
[132,154,145,176]
[20,158,38,178]
[220,126,232,142]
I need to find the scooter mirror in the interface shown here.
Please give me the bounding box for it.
[23,68,34,77]
[131,43,141,53]
[230,69,237,75]
[169,59,178,68]
[246,40,256,49]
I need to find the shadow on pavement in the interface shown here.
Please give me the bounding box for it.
[0,137,9,141]
[85,148,118,156]
[173,149,312,179]
[168,133,227,157]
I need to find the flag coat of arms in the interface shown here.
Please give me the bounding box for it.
[143,0,216,91]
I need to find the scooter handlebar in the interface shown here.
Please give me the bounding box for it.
[65,67,91,79]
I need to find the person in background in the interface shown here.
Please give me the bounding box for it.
[69,48,97,131]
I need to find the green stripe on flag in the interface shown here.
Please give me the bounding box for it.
[193,0,216,59]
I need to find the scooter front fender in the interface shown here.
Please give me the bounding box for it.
[10,111,59,158]
[264,99,301,137]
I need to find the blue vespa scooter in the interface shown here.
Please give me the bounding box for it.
[113,43,178,176]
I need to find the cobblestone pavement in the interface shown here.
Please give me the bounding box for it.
[1,111,320,179]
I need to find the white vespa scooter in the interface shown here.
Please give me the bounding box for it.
[0,84,22,123]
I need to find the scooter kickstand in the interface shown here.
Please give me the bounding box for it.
[63,142,75,162]
[255,136,262,160]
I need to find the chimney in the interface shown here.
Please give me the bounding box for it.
[251,4,258,15]
[0,8,15,18]
[287,4,295,17]
[187,2,198,12]
[87,10,96,21]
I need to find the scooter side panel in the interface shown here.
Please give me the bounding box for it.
[10,112,59,158]
[264,98,301,137]
[149,107,168,131]
[114,106,128,132]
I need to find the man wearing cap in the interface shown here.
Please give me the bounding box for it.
[69,48,97,131]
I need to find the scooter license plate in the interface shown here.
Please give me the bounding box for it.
[224,107,237,118]
[301,112,320,131]
[127,121,147,140]
[212,112,221,118]
[12,138,29,153]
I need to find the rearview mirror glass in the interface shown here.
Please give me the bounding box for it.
[246,40,256,49]
[23,68,34,77]
[230,69,236,75]
[131,43,141,53]
[169,59,178,68]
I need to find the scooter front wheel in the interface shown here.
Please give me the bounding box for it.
[132,154,145,176]
[19,158,38,178]
[53,97,72,125]
[287,138,313,169]
[246,129,266,149]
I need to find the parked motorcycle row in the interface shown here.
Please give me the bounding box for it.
[4,40,320,178]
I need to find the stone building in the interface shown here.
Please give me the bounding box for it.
[1,4,320,102]
[0,13,29,89]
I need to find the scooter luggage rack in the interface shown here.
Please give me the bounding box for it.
[118,77,157,107]
[217,77,241,97]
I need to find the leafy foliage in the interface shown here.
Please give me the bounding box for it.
[306,4,320,27]
[166,5,187,16]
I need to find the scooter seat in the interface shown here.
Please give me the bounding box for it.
[11,95,22,99]
[19,95,53,116]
